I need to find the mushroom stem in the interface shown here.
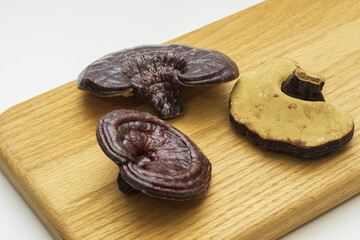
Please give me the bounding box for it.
[117,172,134,194]
[131,66,183,118]
[281,68,325,101]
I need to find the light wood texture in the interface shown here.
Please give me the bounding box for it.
[1,0,360,239]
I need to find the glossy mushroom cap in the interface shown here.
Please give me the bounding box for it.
[96,109,212,200]
[78,44,239,118]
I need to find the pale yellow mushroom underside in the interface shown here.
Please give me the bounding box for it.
[230,58,354,147]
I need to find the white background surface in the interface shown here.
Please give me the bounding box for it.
[1,1,359,239]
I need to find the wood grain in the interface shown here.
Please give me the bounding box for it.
[1,0,360,239]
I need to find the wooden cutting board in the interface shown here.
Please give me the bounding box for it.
[1,0,360,239]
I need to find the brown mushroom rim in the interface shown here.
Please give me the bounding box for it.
[229,58,354,148]
[230,114,354,158]
[119,153,211,200]
[96,109,211,199]
[293,68,325,84]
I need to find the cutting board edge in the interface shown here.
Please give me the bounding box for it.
[0,121,69,240]
[265,172,360,239]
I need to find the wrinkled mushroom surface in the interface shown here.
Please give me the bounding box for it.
[229,58,354,158]
[97,109,211,200]
[78,44,239,118]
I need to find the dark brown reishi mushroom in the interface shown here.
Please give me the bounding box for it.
[78,44,239,118]
[96,109,211,200]
[229,58,354,158]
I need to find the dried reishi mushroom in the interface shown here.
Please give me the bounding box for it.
[96,109,211,200]
[78,44,239,118]
[229,58,354,158]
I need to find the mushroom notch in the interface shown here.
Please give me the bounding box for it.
[96,109,212,200]
[229,58,354,158]
[78,44,239,118]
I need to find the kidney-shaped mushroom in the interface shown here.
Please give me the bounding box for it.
[97,109,211,200]
[229,58,354,158]
[78,44,239,118]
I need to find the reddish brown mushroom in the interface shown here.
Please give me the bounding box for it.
[96,109,211,200]
[78,44,239,118]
